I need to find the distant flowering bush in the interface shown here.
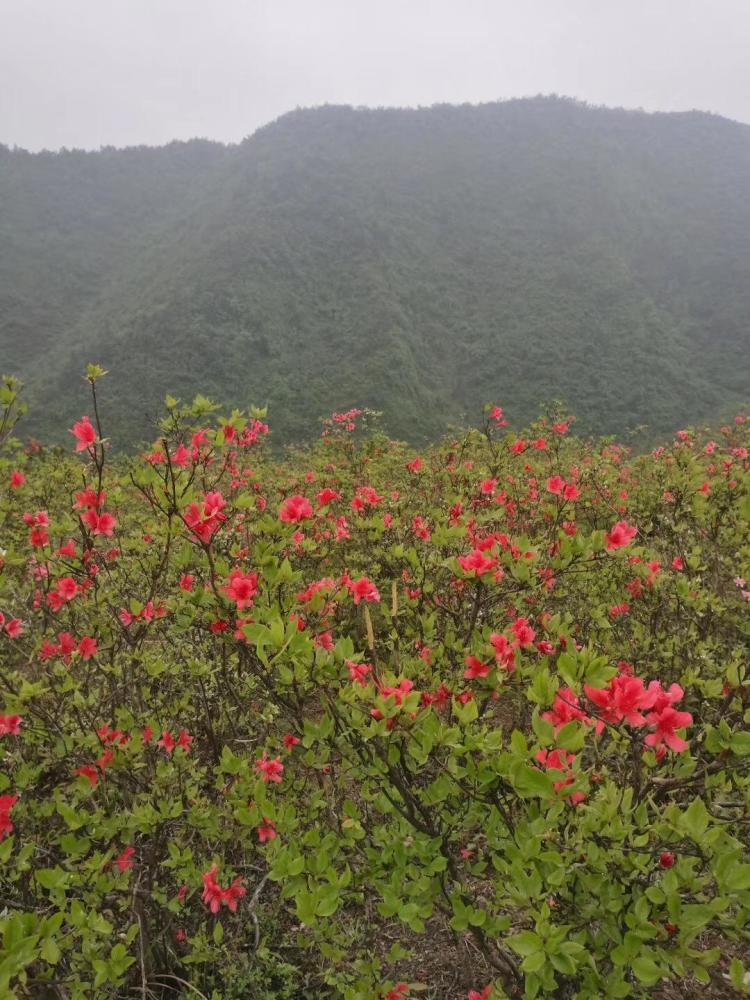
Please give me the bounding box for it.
[0,370,749,998]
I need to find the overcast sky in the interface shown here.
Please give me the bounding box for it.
[1,0,749,151]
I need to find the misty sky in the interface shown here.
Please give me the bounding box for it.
[1,0,749,151]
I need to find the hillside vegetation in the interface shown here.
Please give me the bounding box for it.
[0,372,749,998]
[2,97,750,445]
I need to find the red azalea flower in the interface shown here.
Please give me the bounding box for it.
[279,494,313,523]
[347,576,380,604]
[0,795,19,839]
[0,714,22,736]
[255,752,284,783]
[463,655,491,679]
[605,520,638,550]
[70,415,96,452]
[115,846,136,872]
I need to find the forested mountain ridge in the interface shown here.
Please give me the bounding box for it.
[2,96,750,445]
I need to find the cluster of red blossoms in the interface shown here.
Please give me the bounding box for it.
[201,864,246,913]
[183,491,227,543]
[76,489,116,537]
[544,669,693,755]
[464,618,536,678]
[279,494,314,522]
[221,569,259,609]
[72,723,194,787]
[118,599,166,627]
[39,632,97,662]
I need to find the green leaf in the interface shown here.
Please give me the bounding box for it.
[631,955,662,985]
[508,930,543,957]
[522,950,547,973]
[681,797,709,840]
[726,865,750,892]
[40,937,61,964]
[316,886,341,917]
[511,763,554,800]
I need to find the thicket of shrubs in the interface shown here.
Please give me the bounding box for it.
[1,370,749,998]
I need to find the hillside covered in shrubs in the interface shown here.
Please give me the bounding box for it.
[3,96,750,445]
[1,371,749,998]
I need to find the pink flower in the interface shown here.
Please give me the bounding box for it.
[464,655,491,680]
[317,487,341,507]
[56,577,78,601]
[30,526,48,548]
[74,765,99,788]
[458,549,497,576]
[157,731,176,753]
[78,636,98,660]
[542,687,591,732]
[73,488,105,510]
[222,569,259,609]
[201,864,246,913]
[0,714,22,736]
[279,495,313,523]
[255,752,284,783]
[0,795,18,839]
[490,633,516,671]
[347,576,380,604]
[176,729,193,752]
[115,846,136,872]
[82,510,117,536]
[184,491,227,543]
[4,619,23,639]
[511,617,536,648]
[645,703,692,753]
[70,416,96,452]
[58,538,77,557]
[257,818,277,842]
[605,521,638,550]
[10,470,25,489]
[585,675,654,729]
[346,660,372,686]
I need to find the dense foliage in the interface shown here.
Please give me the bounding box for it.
[2,96,750,445]
[1,369,749,998]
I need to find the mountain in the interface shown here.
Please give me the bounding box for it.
[2,96,750,446]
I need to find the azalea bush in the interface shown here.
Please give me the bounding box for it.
[1,369,749,999]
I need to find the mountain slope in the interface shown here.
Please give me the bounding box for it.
[2,97,749,445]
